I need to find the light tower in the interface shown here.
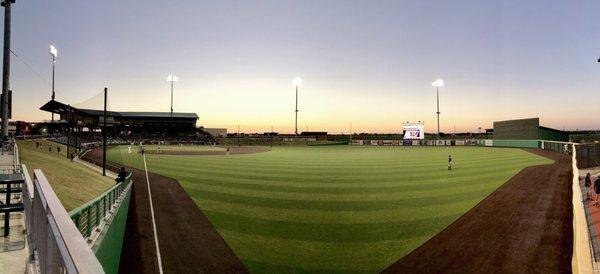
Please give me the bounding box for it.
[167,74,178,116]
[1,0,14,137]
[292,77,303,141]
[49,44,57,120]
[431,79,444,140]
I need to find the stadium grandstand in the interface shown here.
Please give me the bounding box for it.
[37,100,215,148]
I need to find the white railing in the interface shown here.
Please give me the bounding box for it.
[24,168,104,273]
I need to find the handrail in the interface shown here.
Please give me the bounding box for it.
[27,169,104,273]
[69,173,132,240]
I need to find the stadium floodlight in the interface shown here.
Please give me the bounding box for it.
[167,74,178,115]
[167,75,179,82]
[432,79,444,140]
[292,77,302,142]
[49,45,58,60]
[292,77,303,87]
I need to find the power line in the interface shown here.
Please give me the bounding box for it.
[10,49,52,87]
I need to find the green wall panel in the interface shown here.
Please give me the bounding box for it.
[93,187,132,274]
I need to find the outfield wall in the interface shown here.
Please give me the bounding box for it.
[69,175,133,274]
[349,139,540,148]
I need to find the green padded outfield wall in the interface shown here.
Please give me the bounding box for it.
[491,140,539,148]
[92,188,132,274]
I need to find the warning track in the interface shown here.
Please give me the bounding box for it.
[84,149,247,273]
[383,149,573,274]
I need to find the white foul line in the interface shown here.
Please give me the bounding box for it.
[143,154,164,274]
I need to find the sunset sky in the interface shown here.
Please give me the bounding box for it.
[5,0,600,134]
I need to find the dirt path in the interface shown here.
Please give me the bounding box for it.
[383,149,573,273]
[83,149,247,274]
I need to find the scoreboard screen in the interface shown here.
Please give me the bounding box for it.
[403,123,424,140]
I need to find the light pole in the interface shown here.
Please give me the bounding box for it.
[167,74,178,116]
[50,45,57,120]
[432,79,444,140]
[1,0,14,138]
[292,77,302,143]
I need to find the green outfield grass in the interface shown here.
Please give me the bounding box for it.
[141,144,226,152]
[18,140,113,211]
[107,145,552,273]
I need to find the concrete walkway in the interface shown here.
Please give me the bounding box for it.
[0,151,28,274]
[579,168,600,274]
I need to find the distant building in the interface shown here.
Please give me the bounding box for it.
[204,128,228,138]
[300,131,328,141]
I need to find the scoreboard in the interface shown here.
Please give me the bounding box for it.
[403,122,425,140]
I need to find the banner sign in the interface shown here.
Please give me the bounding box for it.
[403,123,425,140]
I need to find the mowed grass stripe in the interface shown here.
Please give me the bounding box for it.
[193,196,480,224]
[145,158,541,183]
[147,152,546,172]
[181,186,497,211]
[174,168,523,193]
[204,210,462,242]
[182,179,507,202]
[220,230,431,272]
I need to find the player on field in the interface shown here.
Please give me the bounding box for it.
[448,155,453,170]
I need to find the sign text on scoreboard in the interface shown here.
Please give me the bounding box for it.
[403,122,425,140]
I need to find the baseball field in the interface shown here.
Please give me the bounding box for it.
[107,145,552,273]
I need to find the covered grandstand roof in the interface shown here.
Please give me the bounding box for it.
[40,100,198,119]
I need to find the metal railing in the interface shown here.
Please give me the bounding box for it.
[24,168,104,273]
[69,173,132,240]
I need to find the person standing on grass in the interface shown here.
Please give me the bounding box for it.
[57,146,61,156]
[594,176,600,207]
[585,173,593,200]
[448,155,453,170]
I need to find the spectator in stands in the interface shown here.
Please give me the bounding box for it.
[585,173,592,200]
[594,176,600,206]
[115,167,127,184]
[448,155,453,170]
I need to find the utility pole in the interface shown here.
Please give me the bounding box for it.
[270,125,273,149]
[167,75,178,116]
[432,79,444,141]
[50,45,57,121]
[66,104,70,155]
[102,87,107,176]
[1,0,14,138]
[436,86,440,140]
[292,77,302,145]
